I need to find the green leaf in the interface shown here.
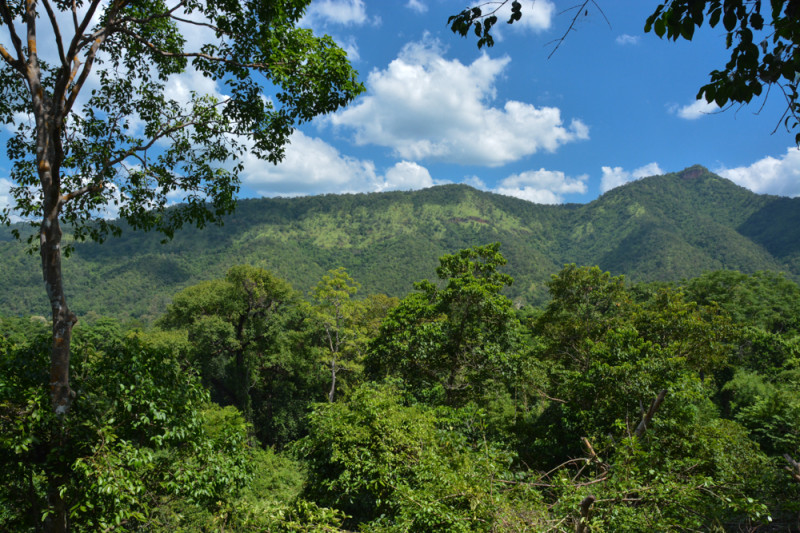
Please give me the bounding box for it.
[654,18,666,38]
[681,18,695,40]
[723,9,737,32]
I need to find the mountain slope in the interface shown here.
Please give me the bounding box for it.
[1,166,797,322]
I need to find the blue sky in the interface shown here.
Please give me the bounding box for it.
[2,0,800,213]
[241,0,800,204]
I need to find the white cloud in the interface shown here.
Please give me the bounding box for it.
[485,0,555,33]
[600,162,663,193]
[303,0,373,27]
[674,98,720,120]
[406,0,427,13]
[339,35,360,61]
[493,169,588,204]
[164,68,223,108]
[329,38,588,166]
[616,34,640,45]
[240,130,436,196]
[463,175,487,189]
[0,177,16,220]
[380,161,434,191]
[495,186,562,204]
[717,148,800,197]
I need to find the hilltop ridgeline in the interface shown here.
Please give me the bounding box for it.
[1,165,797,321]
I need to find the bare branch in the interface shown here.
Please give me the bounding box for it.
[61,0,130,117]
[0,42,22,70]
[61,0,105,98]
[784,454,800,484]
[0,0,25,67]
[168,13,221,33]
[634,389,667,438]
[576,494,595,533]
[547,0,611,59]
[61,181,105,204]
[71,0,79,33]
[66,0,103,60]
[41,0,68,68]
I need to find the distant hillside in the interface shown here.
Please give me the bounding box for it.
[1,165,798,322]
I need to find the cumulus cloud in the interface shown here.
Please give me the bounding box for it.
[406,0,427,13]
[616,34,640,45]
[329,38,588,166]
[380,161,434,191]
[717,148,800,197]
[674,98,720,120]
[600,162,663,193]
[241,130,435,196]
[494,169,588,204]
[303,0,374,27]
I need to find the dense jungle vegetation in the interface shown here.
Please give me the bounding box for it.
[3,242,800,531]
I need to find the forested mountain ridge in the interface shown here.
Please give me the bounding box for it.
[0,165,796,321]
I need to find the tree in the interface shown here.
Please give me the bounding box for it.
[311,267,360,403]
[159,265,323,446]
[448,1,800,141]
[367,243,520,406]
[294,382,538,531]
[0,0,362,422]
[0,325,253,531]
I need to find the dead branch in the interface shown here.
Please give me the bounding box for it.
[634,389,667,438]
[576,494,596,533]
[784,454,800,483]
[548,0,611,59]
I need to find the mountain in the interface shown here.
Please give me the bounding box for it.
[1,165,798,322]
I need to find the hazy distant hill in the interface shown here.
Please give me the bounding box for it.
[1,165,797,322]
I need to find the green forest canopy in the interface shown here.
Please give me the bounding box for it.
[2,244,800,530]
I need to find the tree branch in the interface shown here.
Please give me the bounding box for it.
[65,0,103,63]
[784,454,800,484]
[0,42,22,70]
[113,1,190,29]
[114,26,281,70]
[576,494,595,533]
[0,0,25,67]
[59,0,107,115]
[547,0,611,59]
[634,389,667,438]
[60,181,105,204]
[41,0,68,69]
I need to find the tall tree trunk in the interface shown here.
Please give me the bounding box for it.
[328,354,337,403]
[42,212,77,416]
[40,180,75,533]
[34,77,74,532]
[41,203,74,533]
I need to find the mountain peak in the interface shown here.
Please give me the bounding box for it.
[677,164,710,180]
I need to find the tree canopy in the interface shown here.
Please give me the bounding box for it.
[0,0,362,418]
[0,2,362,529]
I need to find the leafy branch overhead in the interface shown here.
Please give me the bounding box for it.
[447,0,522,48]
[0,0,363,244]
[448,0,800,142]
[645,0,800,142]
